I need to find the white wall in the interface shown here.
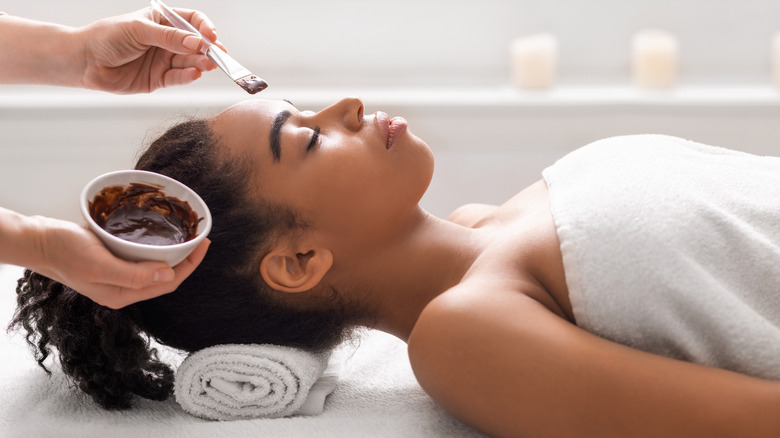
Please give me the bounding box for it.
[2,1,780,222]
[3,0,780,87]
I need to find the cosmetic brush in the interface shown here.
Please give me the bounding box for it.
[150,0,268,94]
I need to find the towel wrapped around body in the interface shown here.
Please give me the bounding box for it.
[543,134,780,380]
[174,344,336,420]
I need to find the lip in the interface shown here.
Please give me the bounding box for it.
[376,111,408,149]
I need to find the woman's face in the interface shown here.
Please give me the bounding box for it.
[211,97,434,250]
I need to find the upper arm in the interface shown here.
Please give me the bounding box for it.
[408,291,780,438]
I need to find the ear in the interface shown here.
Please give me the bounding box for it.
[259,247,334,293]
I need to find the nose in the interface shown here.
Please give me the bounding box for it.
[317,97,364,132]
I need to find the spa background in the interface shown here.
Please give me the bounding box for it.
[2,0,780,223]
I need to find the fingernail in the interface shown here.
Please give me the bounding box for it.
[154,268,175,283]
[182,35,201,51]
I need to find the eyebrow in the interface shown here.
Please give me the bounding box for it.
[269,110,292,162]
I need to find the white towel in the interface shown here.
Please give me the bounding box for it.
[543,135,780,379]
[174,344,337,420]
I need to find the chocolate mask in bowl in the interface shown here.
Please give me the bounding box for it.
[89,183,202,246]
[80,170,212,266]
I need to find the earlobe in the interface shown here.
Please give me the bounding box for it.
[260,248,333,293]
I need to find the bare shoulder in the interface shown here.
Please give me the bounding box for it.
[408,284,548,354]
[447,203,498,227]
[407,284,569,436]
[408,281,567,364]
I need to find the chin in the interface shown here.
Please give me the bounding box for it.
[394,129,435,195]
[416,147,436,201]
[406,129,433,159]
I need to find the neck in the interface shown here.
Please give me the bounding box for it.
[334,207,486,341]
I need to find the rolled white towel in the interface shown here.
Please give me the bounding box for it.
[174,344,336,420]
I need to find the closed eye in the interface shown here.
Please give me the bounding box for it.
[307,127,321,152]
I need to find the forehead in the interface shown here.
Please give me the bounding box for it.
[214,99,292,133]
[211,99,293,155]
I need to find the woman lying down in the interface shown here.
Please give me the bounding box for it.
[11,97,780,437]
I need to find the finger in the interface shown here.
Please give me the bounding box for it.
[172,8,218,44]
[163,67,203,87]
[170,53,218,71]
[170,8,228,52]
[71,262,167,309]
[135,19,205,55]
[195,55,218,71]
[91,256,172,292]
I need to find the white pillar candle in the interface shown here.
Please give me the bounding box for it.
[772,32,780,87]
[631,29,680,89]
[510,33,558,89]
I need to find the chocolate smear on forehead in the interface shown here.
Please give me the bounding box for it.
[89,183,202,246]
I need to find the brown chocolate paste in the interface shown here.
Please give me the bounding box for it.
[89,183,202,246]
[236,75,268,94]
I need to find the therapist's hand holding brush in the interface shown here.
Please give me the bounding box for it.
[0,6,220,307]
[0,6,224,93]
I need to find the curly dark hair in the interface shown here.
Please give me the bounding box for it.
[9,117,363,409]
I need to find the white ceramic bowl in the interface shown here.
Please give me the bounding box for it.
[80,170,212,266]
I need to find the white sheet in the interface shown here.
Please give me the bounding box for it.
[0,264,485,438]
